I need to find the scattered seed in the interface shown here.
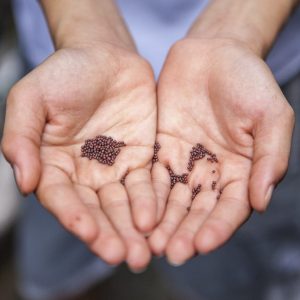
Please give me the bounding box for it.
[212,181,217,191]
[192,184,202,200]
[120,171,129,186]
[152,141,161,163]
[167,166,188,189]
[216,188,223,200]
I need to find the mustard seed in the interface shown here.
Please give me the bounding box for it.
[81,135,126,166]
[212,181,217,191]
[167,166,188,189]
[192,184,202,200]
[152,141,161,163]
[187,143,218,171]
[120,171,129,186]
[216,188,223,200]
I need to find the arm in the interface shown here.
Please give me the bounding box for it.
[149,0,296,265]
[185,0,297,211]
[188,0,299,56]
[40,0,135,49]
[2,0,157,271]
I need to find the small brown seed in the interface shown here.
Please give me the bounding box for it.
[120,171,129,186]
[192,184,202,200]
[212,181,217,191]
[167,166,188,189]
[81,135,126,166]
[152,141,161,163]
[187,143,219,171]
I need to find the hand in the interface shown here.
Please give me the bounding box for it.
[148,38,294,265]
[1,43,157,271]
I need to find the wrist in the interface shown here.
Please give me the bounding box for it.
[187,0,297,58]
[187,24,265,58]
[54,19,135,51]
[40,0,135,51]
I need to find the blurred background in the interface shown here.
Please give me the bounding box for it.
[0,0,24,297]
[0,0,23,298]
[1,1,300,300]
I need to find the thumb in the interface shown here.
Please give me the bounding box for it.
[249,103,295,212]
[1,85,45,195]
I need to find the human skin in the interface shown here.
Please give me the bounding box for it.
[1,0,298,271]
[149,0,298,265]
[1,0,157,272]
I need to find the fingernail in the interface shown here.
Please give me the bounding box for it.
[13,165,21,187]
[264,185,274,207]
[129,267,147,274]
[167,258,186,267]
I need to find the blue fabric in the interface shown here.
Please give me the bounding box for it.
[16,196,114,300]
[266,7,300,85]
[13,0,300,82]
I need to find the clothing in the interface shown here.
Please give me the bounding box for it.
[11,0,300,299]
[13,0,300,84]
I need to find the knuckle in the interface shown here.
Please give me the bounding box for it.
[223,196,251,213]
[83,202,99,211]
[153,178,170,190]
[102,198,127,210]
[160,219,177,232]
[190,207,211,216]
[177,227,195,237]
[126,179,149,189]
[168,198,190,210]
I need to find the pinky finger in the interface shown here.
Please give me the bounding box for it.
[37,166,98,244]
[75,185,126,265]
[195,180,251,254]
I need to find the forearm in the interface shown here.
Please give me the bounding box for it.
[40,0,135,50]
[188,0,299,57]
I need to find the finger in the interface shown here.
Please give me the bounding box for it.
[125,168,157,233]
[151,162,170,222]
[99,182,151,271]
[195,180,251,254]
[1,85,45,194]
[166,190,217,265]
[75,185,126,265]
[250,104,295,212]
[148,183,191,257]
[37,166,98,244]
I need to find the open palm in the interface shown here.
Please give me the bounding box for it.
[149,39,294,265]
[2,45,157,270]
